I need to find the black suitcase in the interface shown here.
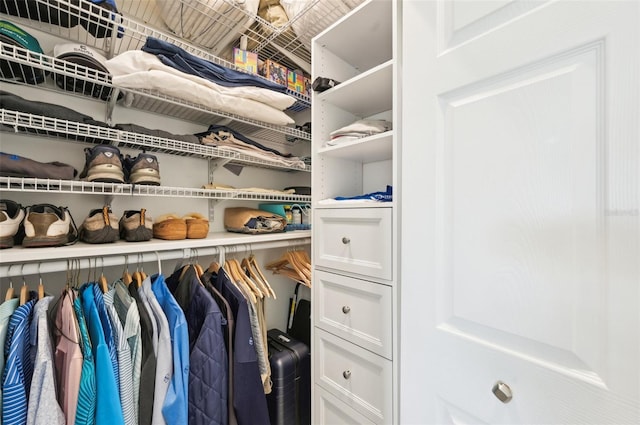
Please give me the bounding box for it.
[266,329,311,425]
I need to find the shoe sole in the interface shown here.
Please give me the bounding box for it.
[81,227,119,244]
[129,169,160,186]
[23,234,68,247]
[122,226,153,242]
[0,235,14,249]
[87,164,125,183]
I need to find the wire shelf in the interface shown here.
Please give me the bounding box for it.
[0,109,311,172]
[0,42,311,143]
[0,0,312,108]
[0,176,312,202]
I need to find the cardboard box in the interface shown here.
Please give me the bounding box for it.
[260,59,287,86]
[233,48,258,74]
[287,70,305,93]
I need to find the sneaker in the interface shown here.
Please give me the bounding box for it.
[153,213,186,240]
[79,145,125,183]
[182,212,209,239]
[123,152,160,185]
[0,199,25,249]
[23,204,78,247]
[79,206,119,244]
[120,209,153,242]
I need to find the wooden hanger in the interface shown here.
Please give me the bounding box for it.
[249,255,276,299]
[37,268,45,300]
[232,258,264,299]
[266,250,311,287]
[242,257,270,298]
[19,272,28,306]
[224,259,257,304]
[5,264,16,301]
[122,255,133,286]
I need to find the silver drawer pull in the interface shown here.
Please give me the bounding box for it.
[342,237,350,244]
[492,381,513,403]
[342,306,351,314]
[343,370,351,380]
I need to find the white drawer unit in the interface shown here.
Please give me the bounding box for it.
[314,207,392,280]
[314,385,376,425]
[314,328,393,424]
[314,270,392,359]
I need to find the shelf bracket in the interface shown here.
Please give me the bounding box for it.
[209,158,233,175]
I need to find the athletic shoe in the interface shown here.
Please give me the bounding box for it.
[22,204,78,247]
[79,206,119,244]
[120,209,153,242]
[183,212,209,239]
[0,199,25,248]
[123,152,160,185]
[153,213,186,240]
[78,145,125,183]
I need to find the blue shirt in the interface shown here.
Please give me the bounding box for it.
[151,274,189,424]
[2,298,36,425]
[73,297,96,425]
[80,283,124,425]
[92,284,119,389]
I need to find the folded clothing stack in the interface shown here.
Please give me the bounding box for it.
[327,119,392,146]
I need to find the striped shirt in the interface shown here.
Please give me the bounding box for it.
[113,280,142,425]
[2,298,36,425]
[0,298,19,410]
[104,288,136,425]
[92,284,120,390]
[26,296,65,425]
[73,296,97,425]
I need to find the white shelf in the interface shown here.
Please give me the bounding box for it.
[313,0,392,72]
[317,131,393,162]
[0,109,310,173]
[0,230,311,276]
[317,60,393,118]
[0,42,311,143]
[0,177,312,203]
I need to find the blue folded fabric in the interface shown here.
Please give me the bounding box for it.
[141,37,288,93]
[335,185,393,202]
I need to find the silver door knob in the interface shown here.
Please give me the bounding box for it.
[343,370,351,380]
[492,381,513,403]
[342,306,351,314]
[342,237,350,244]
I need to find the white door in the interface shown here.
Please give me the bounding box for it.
[400,1,639,424]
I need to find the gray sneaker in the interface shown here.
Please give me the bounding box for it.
[79,145,125,183]
[23,204,78,247]
[123,152,160,185]
[79,206,119,244]
[119,209,153,242]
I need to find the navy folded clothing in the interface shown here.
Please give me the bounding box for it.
[141,37,288,93]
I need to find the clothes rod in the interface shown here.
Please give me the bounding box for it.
[0,238,311,278]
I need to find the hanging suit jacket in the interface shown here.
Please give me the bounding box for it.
[213,269,270,425]
[166,266,228,425]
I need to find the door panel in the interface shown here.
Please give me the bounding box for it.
[400,0,639,423]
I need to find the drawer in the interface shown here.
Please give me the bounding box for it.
[314,385,376,425]
[314,208,392,280]
[314,328,392,424]
[314,270,392,359]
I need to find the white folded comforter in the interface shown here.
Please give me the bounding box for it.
[105,50,296,125]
